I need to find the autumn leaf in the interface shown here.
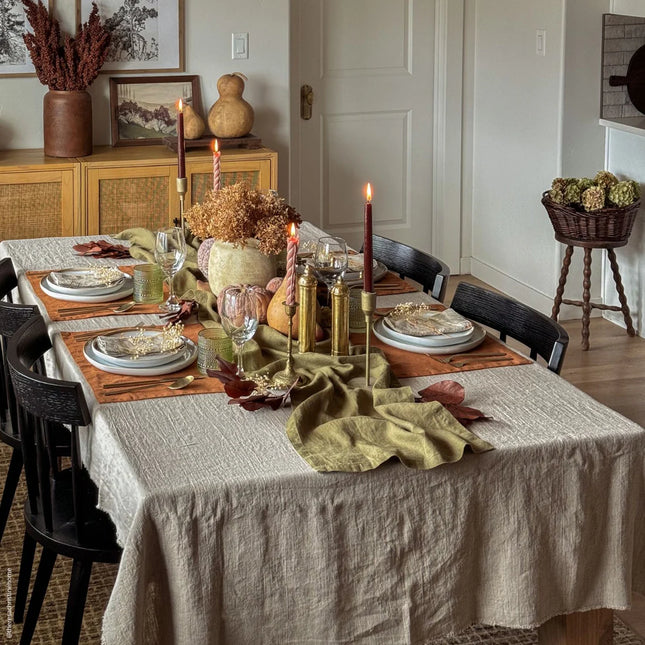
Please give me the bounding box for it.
[159,300,198,324]
[418,380,490,425]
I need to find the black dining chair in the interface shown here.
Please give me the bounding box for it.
[0,259,73,628]
[365,234,451,302]
[450,281,569,374]
[8,314,121,645]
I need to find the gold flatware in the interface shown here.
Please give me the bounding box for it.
[57,301,136,316]
[451,356,511,368]
[73,323,154,342]
[102,375,204,389]
[436,351,507,364]
[103,375,199,397]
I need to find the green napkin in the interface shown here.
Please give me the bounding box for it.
[115,228,220,324]
[246,326,494,473]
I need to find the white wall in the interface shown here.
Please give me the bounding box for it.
[0,0,291,191]
[465,0,609,316]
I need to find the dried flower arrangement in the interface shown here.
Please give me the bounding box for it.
[22,0,110,91]
[185,183,302,256]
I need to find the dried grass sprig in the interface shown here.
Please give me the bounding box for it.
[22,0,110,91]
[185,183,303,256]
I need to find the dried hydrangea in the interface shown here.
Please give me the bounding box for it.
[184,183,302,256]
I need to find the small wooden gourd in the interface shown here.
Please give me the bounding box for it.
[183,104,205,139]
[208,73,254,138]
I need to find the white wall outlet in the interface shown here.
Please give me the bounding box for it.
[232,33,249,60]
[536,29,546,56]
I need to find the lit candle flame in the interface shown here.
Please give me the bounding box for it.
[288,222,297,238]
[177,98,183,112]
[211,139,219,153]
[366,183,372,202]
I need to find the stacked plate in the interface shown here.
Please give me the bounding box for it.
[373,306,486,355]
[83,329,197,376]
[40,268,133,302]
[344,254,388,286]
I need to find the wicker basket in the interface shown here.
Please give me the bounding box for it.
[541,191,640,245]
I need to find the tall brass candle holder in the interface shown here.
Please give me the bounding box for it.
[272,302,300,389]
[361,290,377,386]
[176,177,188,234]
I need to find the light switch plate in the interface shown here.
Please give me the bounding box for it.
[232,32,249,60]
[536,29,546,56]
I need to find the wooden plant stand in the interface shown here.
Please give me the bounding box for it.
[551,234,635,351]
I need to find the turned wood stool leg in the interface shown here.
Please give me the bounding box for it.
[552,245,574,320]
[606,248,636,337]
[581,247,592,351]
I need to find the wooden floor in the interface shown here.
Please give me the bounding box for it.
[448,277,645,639]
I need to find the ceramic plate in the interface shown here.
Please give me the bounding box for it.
[345,260,388,287]
[91,329,187,368]
[40,275,133,303]
[374,318,486,355]
[382,315,475,347]
[83,338,197,376]
[45,269,126,296]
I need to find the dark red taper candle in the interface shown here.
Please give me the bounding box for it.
[363,183,373,292]
[176,99,185,179]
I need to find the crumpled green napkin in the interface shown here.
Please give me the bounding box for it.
[243,326,494,473]
[115,228,220,325]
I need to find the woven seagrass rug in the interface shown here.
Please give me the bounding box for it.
[0,441,643,644]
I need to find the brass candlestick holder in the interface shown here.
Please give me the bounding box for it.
[272,302,300,389]
[361,290,377,386]
[176,177,188,234]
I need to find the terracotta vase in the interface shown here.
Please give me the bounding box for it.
[43,90,93,157]
[208,238,276,295]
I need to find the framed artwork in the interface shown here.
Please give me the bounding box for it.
[109,75,201,146]
[0,0,55,77]
[77,0,184,73]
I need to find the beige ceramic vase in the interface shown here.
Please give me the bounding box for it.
[208,238,276,295]
[208,73,254,138]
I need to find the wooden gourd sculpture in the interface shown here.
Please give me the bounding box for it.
[208,73,254,138]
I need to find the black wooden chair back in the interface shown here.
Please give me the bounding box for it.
[8,315,91,539]
[370,234,451,301]
[0,258,40,442]
[450,282,569,374]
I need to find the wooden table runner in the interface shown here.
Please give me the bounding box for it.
[26,267,166,321]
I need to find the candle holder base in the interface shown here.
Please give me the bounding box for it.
[271,301,308,389]
[361,290,377,387]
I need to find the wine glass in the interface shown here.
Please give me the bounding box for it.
[154,226,187,313]
[219,287,260,377]
[313,236,348,304]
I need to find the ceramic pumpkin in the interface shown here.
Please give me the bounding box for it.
[217,284,272,324]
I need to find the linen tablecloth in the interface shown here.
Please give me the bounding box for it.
[2,232,644,645]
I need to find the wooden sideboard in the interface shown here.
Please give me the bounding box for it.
[0,146,278,239]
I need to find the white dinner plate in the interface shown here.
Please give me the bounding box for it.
[45,269,126,296]
[345,260,388,287]
[92,330,187,368]
[382,317,475,347]
[83,338,197,376]
[40,275,134,303]
[374,318,486,355]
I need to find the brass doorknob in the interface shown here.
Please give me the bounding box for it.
[301,84,314,120]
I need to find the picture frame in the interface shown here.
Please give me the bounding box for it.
[109,75,201,147]
[77,0,184,73]
[0,0,55,78]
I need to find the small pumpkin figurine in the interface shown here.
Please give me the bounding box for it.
[217,284,272,324]
[208,72,254,138]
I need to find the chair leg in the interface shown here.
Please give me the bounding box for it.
[13,531,36,624]
[19,547,57,645]
[0,448,22,544]
[61,560,93,645]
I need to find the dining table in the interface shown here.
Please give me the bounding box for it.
[1,223,644,645]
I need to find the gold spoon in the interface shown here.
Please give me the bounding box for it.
[104,375,196,396]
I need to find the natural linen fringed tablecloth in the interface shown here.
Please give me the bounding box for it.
[246,326,494,472]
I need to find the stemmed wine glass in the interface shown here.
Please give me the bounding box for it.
[219,287,261,377]
[154,226,187,313]
[313,236,348,304]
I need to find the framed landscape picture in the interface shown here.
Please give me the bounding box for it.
[77,0,184,73]
[109,75,201,146]
[0,0,54,77]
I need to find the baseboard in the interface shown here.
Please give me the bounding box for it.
[468,258,602,320]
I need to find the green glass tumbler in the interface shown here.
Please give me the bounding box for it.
[133,264,164,304]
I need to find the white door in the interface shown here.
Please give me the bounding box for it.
[291,0,448,260]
